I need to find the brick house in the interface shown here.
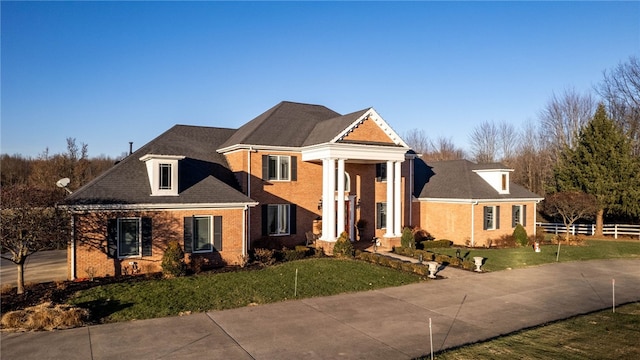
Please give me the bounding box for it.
[413,159,544,247]
[62,101,542,279]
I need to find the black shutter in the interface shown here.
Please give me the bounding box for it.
[376,203,382,229]
[376,163,382,182]
[213,216,223,251]
[496,206,500,229]
[522,205,527,227]
[261,205,268,236]
[107,219,118,258]
[289,204,297,235]
[512,205,517,228]
[184,216,193,253]
[290,156,297,181]
[483,207,488,230]
[142,217,152,256]
[262,155,269,180]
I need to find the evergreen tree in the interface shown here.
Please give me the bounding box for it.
[554,104,640,235]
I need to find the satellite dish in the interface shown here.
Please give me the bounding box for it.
[56,178,70,188]
[56,178,73,194]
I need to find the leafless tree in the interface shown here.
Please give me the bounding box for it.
[425,136,466,161]
[509,121,553,195]
[596,56,640,156]
[542,191,598,243]
[539,88,596,158]
[403,128,431,155]
[0,185,69,294]
[469,120,499,163]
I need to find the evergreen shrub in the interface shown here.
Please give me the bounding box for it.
[161,241,186,277]
[333,232,354,258]
[513,224,529,246]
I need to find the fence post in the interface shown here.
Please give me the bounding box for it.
[591,224,595,236]
[614,224,618,239]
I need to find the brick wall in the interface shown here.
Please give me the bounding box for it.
[70,208,246,279]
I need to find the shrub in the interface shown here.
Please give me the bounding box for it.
[1,302,89,331]
[492,234,516,248]
[189,255,207,274]
[414,249,434,261]
[401,227,415,249]
[333,232,354,258]
[422,239,453,249]
[161,241,186,277]
[401,262,415,273]
[435,254,452,264]
[253,248,276,266]
[413,228,435,243]
[283,247,308,262]
[513,224,529,246]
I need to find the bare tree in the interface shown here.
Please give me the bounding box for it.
[542,191,598,243]
[596,56,640,156]
[539,88,596,158]
[498,122,518,163]
[509,121,553,195]
[425,136,466,161]
[469,120,499,163]
[1,185,69,294]
[403,128,431,155]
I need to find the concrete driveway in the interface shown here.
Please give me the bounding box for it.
[0,249,67,286]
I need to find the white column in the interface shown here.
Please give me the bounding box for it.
[385,160,395,237]
[336,158,345,238]
[324,158,337,241]
[394,161,402,237]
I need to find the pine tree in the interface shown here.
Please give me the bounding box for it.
[554,104,640,235]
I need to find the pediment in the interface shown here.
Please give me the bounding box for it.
[333,109,408,148]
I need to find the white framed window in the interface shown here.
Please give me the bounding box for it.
[268,155,290,181]
[184,216,222,253]
[512,205,526,227]
[376,202,387,229]
[159,163,172,190]
[267,204,290,235]
[118,218,141,258]
[376,163,387,182]
[483,206,500,230]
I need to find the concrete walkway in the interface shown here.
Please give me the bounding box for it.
[2,258,639,359]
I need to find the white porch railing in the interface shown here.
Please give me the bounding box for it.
[536,222,640,239]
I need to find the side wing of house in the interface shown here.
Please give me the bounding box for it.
[62,125,257,279]
[414,159,543,247]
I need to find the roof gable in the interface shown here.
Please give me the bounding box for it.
[415,159,542,200]
[64,125,254,206]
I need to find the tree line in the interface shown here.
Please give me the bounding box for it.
[404,55,640,227]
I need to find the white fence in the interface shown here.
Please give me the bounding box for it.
[536,222,640,239]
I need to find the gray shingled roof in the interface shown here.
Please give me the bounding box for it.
[414,159,543,200]
[219,101,372,148]
[63,125,254,206]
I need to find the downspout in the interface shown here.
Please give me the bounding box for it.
[70,213,76,280]
[533,199,541,238]
[471,201,478,247]
[409,156,414,226]
[247,147,254,250]
[242,204,248,258]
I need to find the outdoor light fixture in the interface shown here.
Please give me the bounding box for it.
[357,198,361,208]
[318,198,323,210]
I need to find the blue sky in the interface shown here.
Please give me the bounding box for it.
[2,1,639,158]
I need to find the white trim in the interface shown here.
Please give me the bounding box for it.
[331,108,410,148]
[393,161,402,237]
[62,202,258,212]
[217,144,301,154]
[385,160,395,238]
[302,142,407,162]
[190,215,214,253]
[417,197,544,204]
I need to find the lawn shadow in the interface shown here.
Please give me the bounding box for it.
[74,298,133,323]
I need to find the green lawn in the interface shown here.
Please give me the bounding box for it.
[430,302,640,360]
[432,240,640,271]
[68,258,422,323]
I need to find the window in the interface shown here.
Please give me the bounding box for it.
[107,218,152,259]
[335,170,351,192]
[184,216,222,253]
[268,204,290,235]
[268,155,290,181]
[376,202,387,229]
[118,218,141,257]
[483,206,500,230]
[262,204,296,236]
[512,205,527,227]
[376,163,387,182]
[159,163,172,190]
[501,174,507,191]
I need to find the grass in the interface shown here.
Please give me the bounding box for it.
[429,302,640,360]
[68,258,422,322]
[432,240,640,271]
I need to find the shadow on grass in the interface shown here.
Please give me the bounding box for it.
[74,298,133,323]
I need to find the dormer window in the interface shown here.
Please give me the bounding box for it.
[140,154,185,196]
[473,168,513,195]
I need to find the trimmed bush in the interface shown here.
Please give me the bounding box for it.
[161,241,186,277]
[333,232,354,258]
[414,249,434,261]
[422,239,453,249]
[492,234,516,248]
[401,227,415,249]
[253,248,276,266]
[513,224,529,247]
